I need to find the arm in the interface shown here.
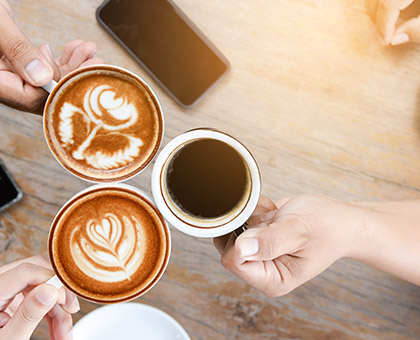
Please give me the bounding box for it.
[215,195,420,297]
[350,200,420,285]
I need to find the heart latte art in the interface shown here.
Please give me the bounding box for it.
[70,212,146,283]
[49,187,170,303]
[44,65,163,182]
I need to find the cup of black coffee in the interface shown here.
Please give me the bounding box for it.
[151,128,261,238]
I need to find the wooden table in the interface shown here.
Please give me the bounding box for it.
[1,0,420,339]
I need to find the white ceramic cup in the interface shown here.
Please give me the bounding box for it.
[151,128,261,238]
[42,64,164,183]
[46,183,171,304]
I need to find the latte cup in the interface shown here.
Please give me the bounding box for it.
[42,65,164,183]
[151,128,261,238]
[47,183,171,304]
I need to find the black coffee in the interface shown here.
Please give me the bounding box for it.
[166,139,250,218]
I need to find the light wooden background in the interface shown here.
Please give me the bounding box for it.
[1,0,420,339]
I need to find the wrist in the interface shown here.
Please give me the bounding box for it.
[344,200,420,285]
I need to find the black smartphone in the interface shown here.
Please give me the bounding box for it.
[0,159,22,211]
[96,0,230,108]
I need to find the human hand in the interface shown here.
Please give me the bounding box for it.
[0,256,80,340]
[366,0,420,45]
[0,0,103,114]
[214,195,363,297]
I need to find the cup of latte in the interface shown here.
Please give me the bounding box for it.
[47,183,171,304]
[43,64,164,182]
[151,128,261,238]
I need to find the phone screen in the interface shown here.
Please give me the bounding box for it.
[97,0,229,107]
[0,160,22,211]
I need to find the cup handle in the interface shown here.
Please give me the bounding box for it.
[45,275,64,289]
[233,222,248,237]
[42,80,57,94]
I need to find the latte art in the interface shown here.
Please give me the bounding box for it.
[44,65,163,182]
[70,213,146,282]
[49,186,170,304]
[58,85,143,170]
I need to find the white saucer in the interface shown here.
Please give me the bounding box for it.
[72,303,191,340]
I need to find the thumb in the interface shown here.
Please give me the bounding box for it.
[1,284,58,340]
[235,217,307,261]
[391,15,420,45]
[0,5,53,86]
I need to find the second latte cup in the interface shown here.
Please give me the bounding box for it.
[46,183,171,304]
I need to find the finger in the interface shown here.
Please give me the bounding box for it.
[222,237,308,297]
[39,43,60,81]
[220,234,284,294]
[66,42,97,70]
[247,210,277,227]
[376,0,413,44]
[0,56,13,71]
[60,289,79,314]
[392,15,420,44]
[3,255,52,272]
[0,263,54,306]
[45,315,56,340]
[1,284,58,340]
[252,196,277,216]
[79,57,104,68]
[0,0,13,20]
[47,304,73,340]
[221,233,246,271]
[58,40,84,66]
[0,5,53,86]
[0,311,11,327]
[0,68,47,112]
[3,294,23,315]
[235,216,308,261]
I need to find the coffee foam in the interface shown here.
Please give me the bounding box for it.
[44,66,163,182]
[49,187,169,303]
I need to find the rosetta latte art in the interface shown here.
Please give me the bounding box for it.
[70,213,146,282]
[58,85,144,170]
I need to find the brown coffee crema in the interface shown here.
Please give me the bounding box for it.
[49,187,170,303]
[44,66,163,182]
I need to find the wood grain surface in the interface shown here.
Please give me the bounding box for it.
[1,0,420,339]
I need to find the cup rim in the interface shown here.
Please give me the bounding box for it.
[47,183,171,304]
[43,64,164,183]
[151,128,261,238]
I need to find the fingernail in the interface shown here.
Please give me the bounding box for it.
[46,44,54,60]
[88,49,97,59]
[36,285,58,306]
[73,294,80,311]
[238,238,259,258]
[391,33,410,46]
[68,330,73,340]
[25,59,53,85]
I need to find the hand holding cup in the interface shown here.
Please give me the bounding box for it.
[0,0,102,113]
[0,256,79,340]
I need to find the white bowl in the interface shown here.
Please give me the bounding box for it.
[72,303,190,340]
